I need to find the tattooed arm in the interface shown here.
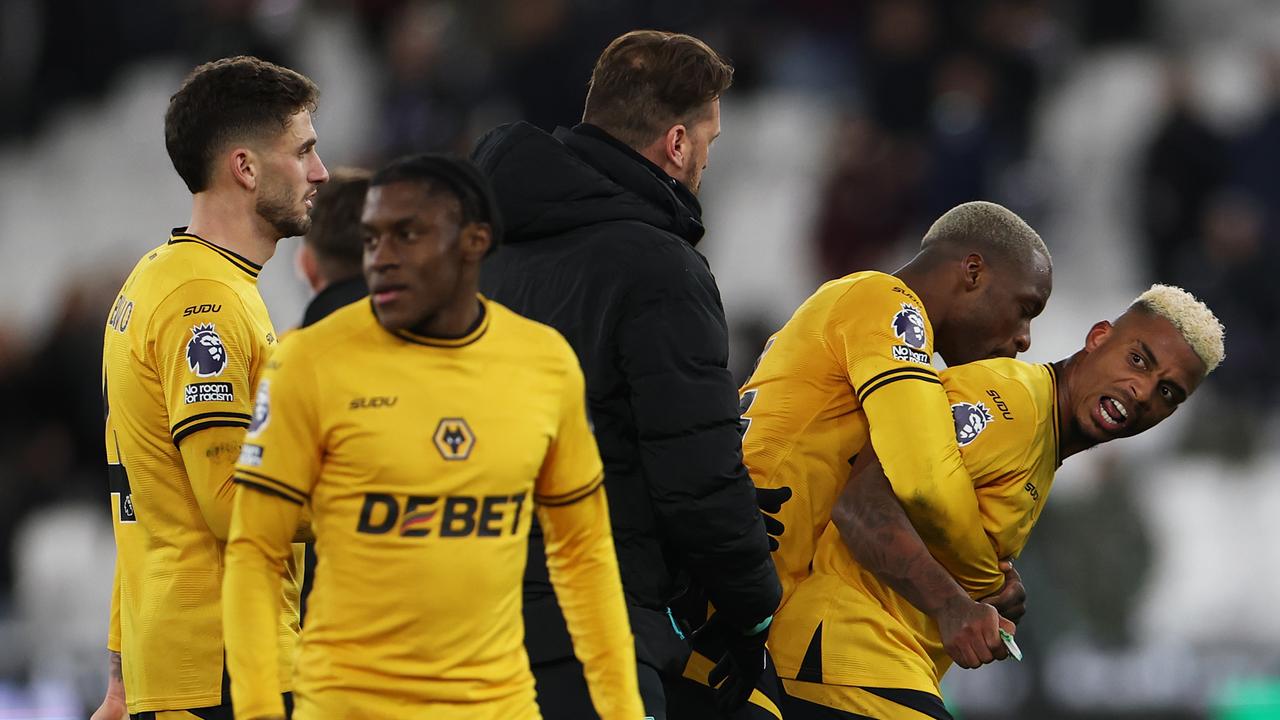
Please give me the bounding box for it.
[89,651,127,720]
[831,452,1010,668]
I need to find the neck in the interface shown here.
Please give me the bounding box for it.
[1052,354,1097,460]
[186,192,278,266]
[410,292,482,339]
[637,146,677,179]
[895,256,952,332]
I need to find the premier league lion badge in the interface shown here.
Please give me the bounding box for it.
[186,323,227,377]
[952,402,994,446]
[892,303,927,350]
[248,380,270,435]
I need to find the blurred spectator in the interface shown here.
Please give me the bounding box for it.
[0,277,118,596]
[1173,193,1278,457]
[861,0,940,138]
[378,1,494,156]
[812,114,924,279]
[923,52,1003,218]
[1139,60,1226,283]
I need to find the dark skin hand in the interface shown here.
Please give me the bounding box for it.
[831,452,1015,668]
[984,559,1026,623]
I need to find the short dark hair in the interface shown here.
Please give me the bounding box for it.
[304,168,370,281]
[583,30,734,148]
[165,55,319,193]
[370,154,503,255]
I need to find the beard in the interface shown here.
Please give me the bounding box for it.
[256,178,311,239]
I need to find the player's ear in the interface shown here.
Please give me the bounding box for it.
[962,253,985,291]
[295,243,322,293]
[229,146,258,191]
[1084,320,1112,351]
[665,124,689,170]
[459,222,492,262]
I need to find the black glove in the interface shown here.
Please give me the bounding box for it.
[755,486,791,551]
[699,612,772,714]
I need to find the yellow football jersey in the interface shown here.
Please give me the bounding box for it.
[223,297,637,720]
[741,271,1002,607]
[769,359,1060,696]
[102,229,299,712]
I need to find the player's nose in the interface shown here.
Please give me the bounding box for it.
[310,153,330,184]
[1012,320,1031,355]
[1129,377,1155,406]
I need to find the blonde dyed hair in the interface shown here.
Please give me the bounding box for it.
[921,201,1050,265]
[1131,284,1225,375]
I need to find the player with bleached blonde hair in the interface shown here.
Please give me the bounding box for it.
[766,284,1223,719]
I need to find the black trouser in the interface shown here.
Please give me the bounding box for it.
[532,656,666,719]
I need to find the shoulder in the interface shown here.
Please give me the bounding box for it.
[134,241,255,310]
[608,221,707,269]
[812,272,933,358]
[281,300,373,355]
[144,275,253,342]
[488,300,583,380]
[823,271,928,319]
[592,227,716,307]
[489,300,576,360]
[940,359,1050,450]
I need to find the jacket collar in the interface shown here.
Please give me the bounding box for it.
[555,124,706,246]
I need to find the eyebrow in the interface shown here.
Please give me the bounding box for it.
[1138,340,1159,369]
[1140,340,1188,399]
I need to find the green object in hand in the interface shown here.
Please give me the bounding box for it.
[998,628,1022,662]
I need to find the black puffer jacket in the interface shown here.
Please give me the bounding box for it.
[473,122,780,673]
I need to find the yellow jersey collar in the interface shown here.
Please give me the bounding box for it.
[167,227,263,279]
[388,295,491,349]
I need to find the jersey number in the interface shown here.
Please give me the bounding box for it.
[738,337,776,439]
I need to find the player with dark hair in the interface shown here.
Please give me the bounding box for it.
[473,29,781,717]
[290,167,372,625]
[221,154,642,720]
[773,285,1224,718]
[295,167,372,328]
[94,55,328,720]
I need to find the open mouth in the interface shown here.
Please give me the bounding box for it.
[1096,394,1130,432]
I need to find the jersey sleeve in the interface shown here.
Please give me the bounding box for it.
[231,334,322,505]
[107,562,121,652]
[942,365,1039,483]
[533,349,604,506]
[535,344,643,719]
[151,279,258,445]
[826,277,1003,596]
[223,480,305,720]
[223,335,320,719]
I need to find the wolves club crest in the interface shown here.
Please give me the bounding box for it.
[186,323,227,377]
[892,303,927,350]
[952,402,994,446]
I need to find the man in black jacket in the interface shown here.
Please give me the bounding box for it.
[473,30,780,719]
[296,168,371,328]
